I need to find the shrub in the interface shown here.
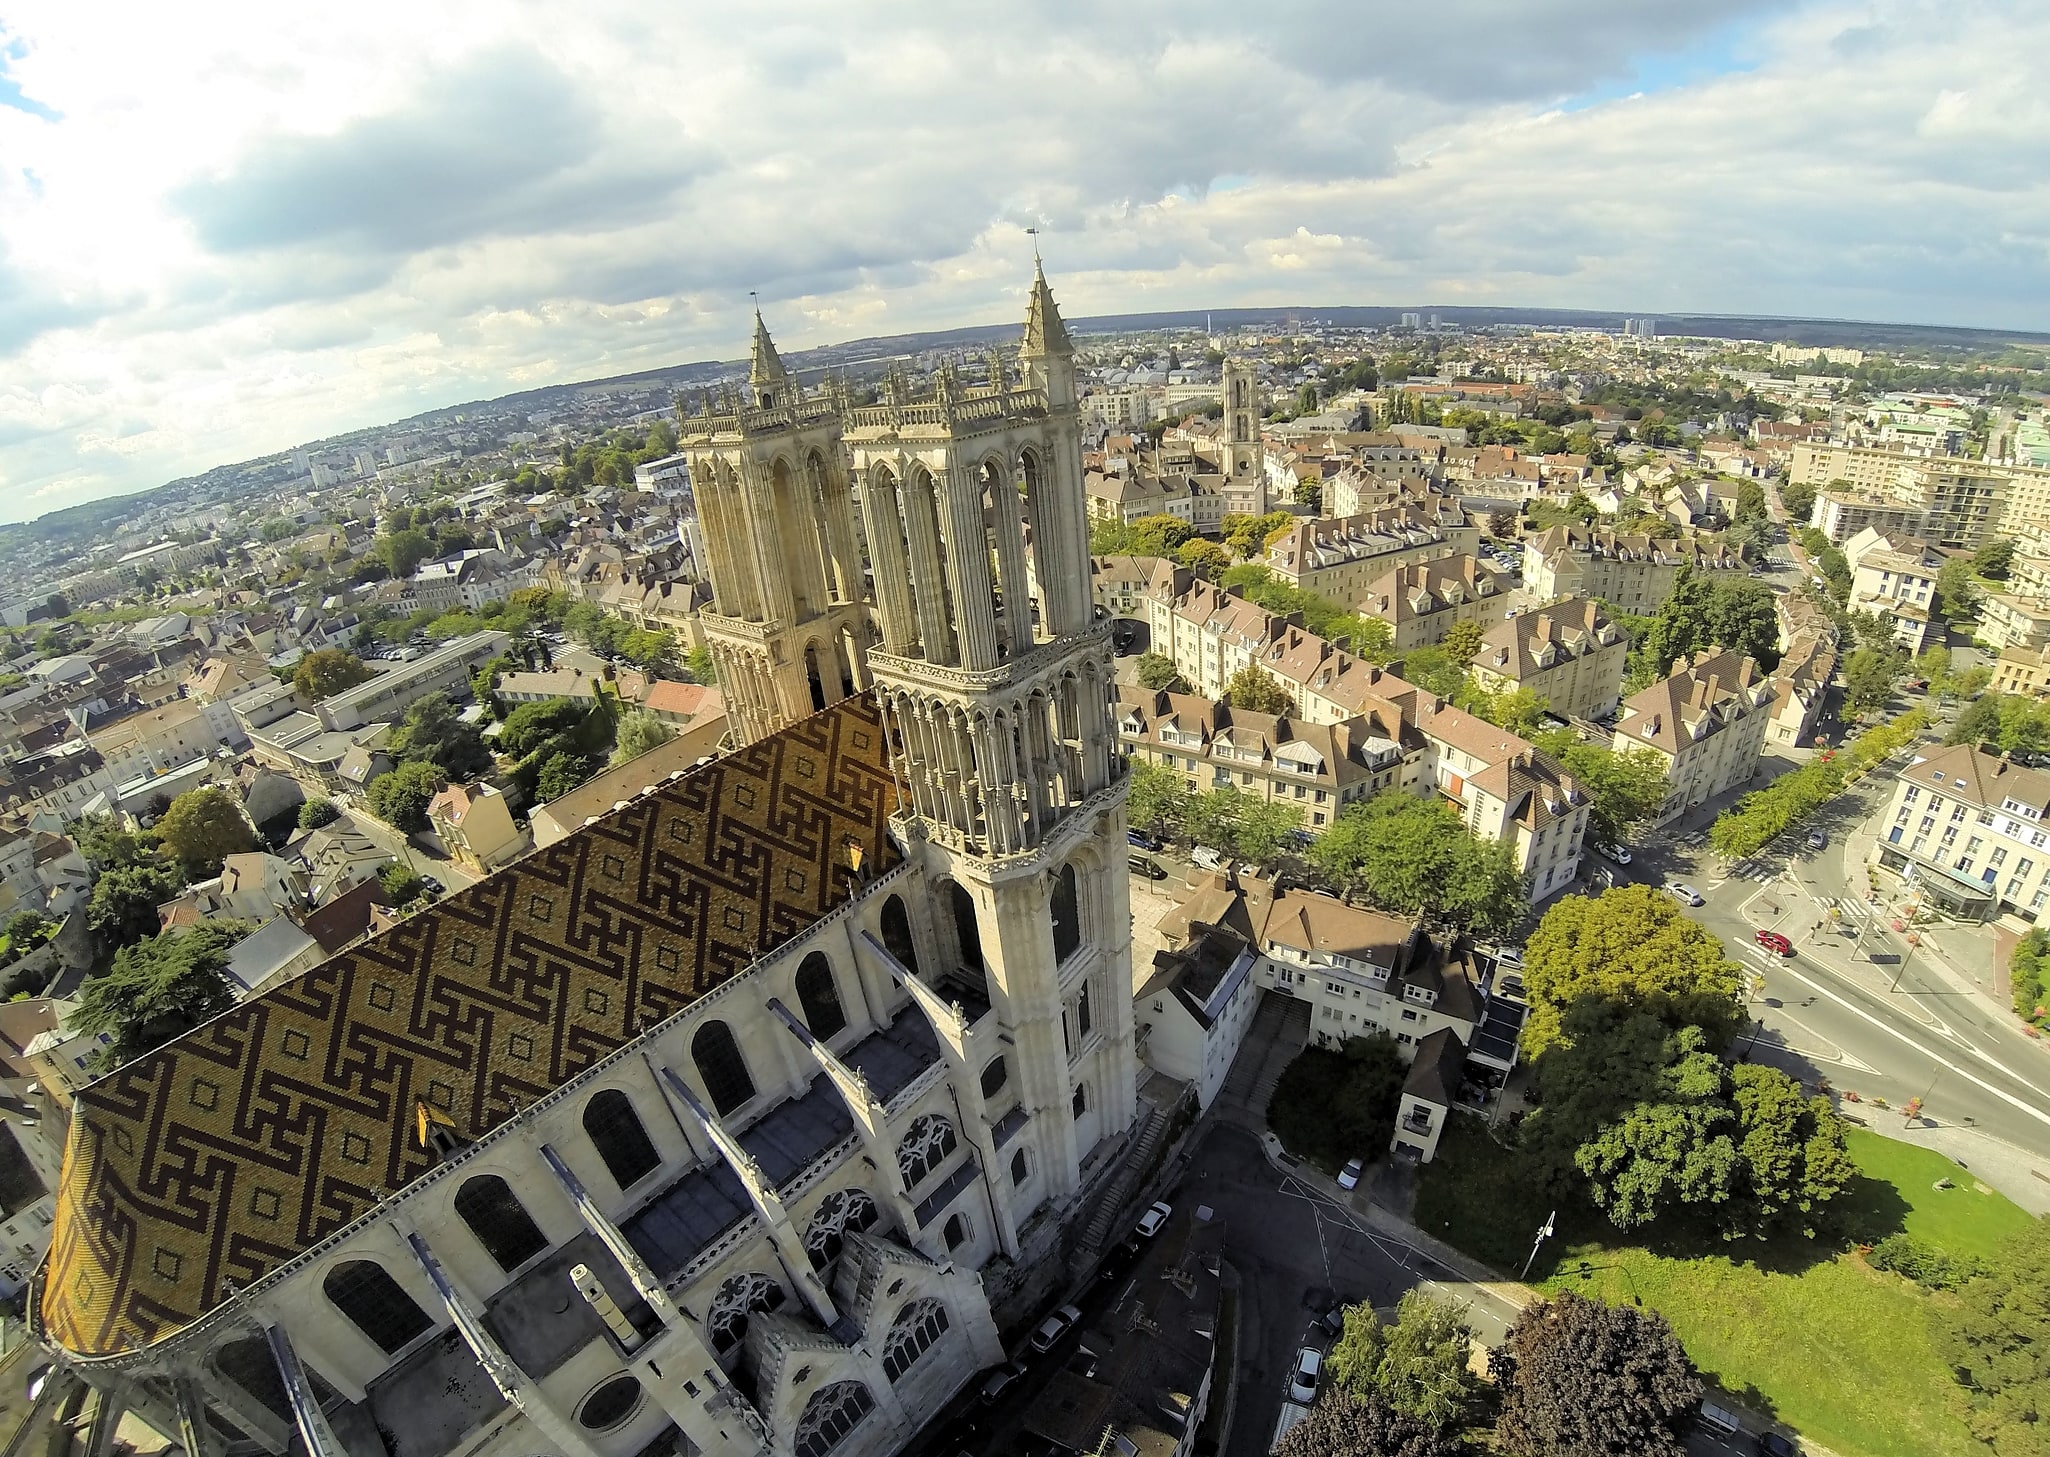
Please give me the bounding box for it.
[1869,1233,1981,1290]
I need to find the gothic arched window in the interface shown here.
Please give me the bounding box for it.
[453,1174,548,1273]
[980,1056,1007,1099]
[944,1213,971,1251]
[804,1189,880,1270]
[693,1019,756,1117]
[1072,1083,1088,1120]
[323,1260,431,1355]
[1011,1149,1029,1187]
[794,1382,874,1457]
[1050,862,1081,963]
[881,1299,950,1383]
[881,895,919,975]
[583,1089,660,1191]
[707,1271,785,1353]
[896,1115,957,1189]
[795,953,847,1041]
[945,880,984,973]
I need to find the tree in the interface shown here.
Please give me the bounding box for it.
[1937,556,1983,622]
[389,692,492,779]
[154,787,257,878]
[1176,538,1231,576]
[498,697,598,760]
[1841,643,1905,717]
[1310,793,1527,937]
[1396,646,1466,700]
[1779,479,1818,526]
[536,751,600,802]
[1556,744,1670,851]
[1495,1293,1700,1457]
[293,648,374,701]
[1267,1033,1407,1168]
[1185,787,1303,865]
[1976,538,2017,580]
[1940,1216,2050,1454]
[1127,760,1192,840]
[71,813,153,872]
[375,527,434,579]
[1130,514,1196,558]
[1574,1028,1739,1229]
[1325,1293,1478,1430]
[1519,884,1746,1056]
[1729,1063,1854,1233]
[379,862,426,905]
[1271,1391,1457,1457]
[298,797,341,830]
[86,862,182,949]
[1477,687,1550,737]
[1950,693,2002,747]
[611,709,675,766]
[683,645,718,684]
[1916,644,1951,689]
[1226,665,1295,715]
[1134,652,1188,693]
[1439,619,1485,665]
[363,761,446,832]
[67,921,252,1071]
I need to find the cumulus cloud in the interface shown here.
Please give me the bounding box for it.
[0,0,2043,519]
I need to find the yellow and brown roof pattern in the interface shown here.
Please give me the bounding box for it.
[44,696,899,1357]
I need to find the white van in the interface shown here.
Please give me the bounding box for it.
[1696,1398,1743,1439]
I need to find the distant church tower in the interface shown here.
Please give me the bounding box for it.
[1222,357,1264,481]
[677,314,872,742]
[684,263,1138,1221]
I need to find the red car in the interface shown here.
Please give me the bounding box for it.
[1755,930,1794,956]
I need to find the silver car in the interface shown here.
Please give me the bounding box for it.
[1666,881,1705,907]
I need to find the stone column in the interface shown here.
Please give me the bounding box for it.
[859,470,919,655]
[900,467,957,664]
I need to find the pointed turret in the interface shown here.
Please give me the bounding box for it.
[1020,261,1073,359]
[749,308,789,406]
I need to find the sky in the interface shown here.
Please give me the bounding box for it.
[0,0,2045,522]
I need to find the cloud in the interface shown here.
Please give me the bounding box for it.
[0,0,2045,520]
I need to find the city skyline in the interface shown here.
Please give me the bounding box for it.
[1,1,2044,517]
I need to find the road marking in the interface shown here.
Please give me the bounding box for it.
[1771,958,2050,1129]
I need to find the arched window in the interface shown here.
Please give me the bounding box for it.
[794,1381,874,1457]
[881,895,919,975]
[979,1056,1008,1099]
[213,1335,291,1421]
[945,881,984,973]
[693,1020,756,1116]
[804,1188,880,1270]
[1010,1149,1029,1187]
[881,1299,950,1383]
[896,1115,957,1189]
[707,1271,785,1353]
[453,1174,548,1273]
[577,1376,644,1431]
[1050,862,1081,963]
[1072,1084,1088,1120]
[944,1213,970,1251]
[323,1260,431,1355]
[795,953,847,1041]
[583,1089,660,1191]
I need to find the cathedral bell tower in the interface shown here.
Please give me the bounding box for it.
[676,313,872,743]
[1222,357,1264,481]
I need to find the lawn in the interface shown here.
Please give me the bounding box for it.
[1414,1119,2035,1457]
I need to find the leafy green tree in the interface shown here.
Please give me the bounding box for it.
[1310,793,1526,937]
[1271,1390,1457,1457]
[683,645,717,685]
[375,527,434,579]
[536,751,600,802]
[298,798,341,830]
[1575,1028,1739,1229]
[86,862,182,949]
[363,761,447,832]
[1267,1033,1406,1167]
[293,648,374,701]
[1495,1293,1700,1457]
[1937,556,1982,622]
[1950,693,2002,747]
[71,813,153,872]
[1476,686,1550,737]
[1915,644,1951,688]
[1842,643,1906,716]
[1779,479,1817,526]
[1325,1293,1479,1430]
[154,787,257,879]
[1975,538,2017,580]
[1556,744,1670,851]
[379,862,426,905]
[1176,538,1231,576]
[498,698,597,759]
[1129,514,1196,557]
[1225,665,1295,715]
[1439,618,1485,665]
[1134,652,1188,692]
[1729,1063,1854,1233]
[68,920,253,1070]
[1127,761,1192,841]
[1939,1216,2050,1454]
[1395,645,1466,700]
[1520,884,1746,1055]
[611,709,675,766]
[1185,787,1303,865]
[389,692,492,779]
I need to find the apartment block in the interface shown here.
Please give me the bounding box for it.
[1465,598,1628,721]
[1521,526,1743,611]
[1871,744,2050,921]
[1843,530,1949,655]
[1261,497,1479,601]
[1611,650,1776,824]
[1359,553,1512,654]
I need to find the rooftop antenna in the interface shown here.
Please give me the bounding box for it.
[1026,227,1041,263]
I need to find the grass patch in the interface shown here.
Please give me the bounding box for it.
[1415,1116,2032,1457]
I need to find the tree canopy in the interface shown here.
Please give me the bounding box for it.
[85,861,182,949]
[389,692,492,780]
[293,648,374,701]
[1555,743,1670,850]
[1940,1216,2050,1454]
[1626,567,1780,688]
[1133,652,1187,693]
[1325,1292,1479,1431]
[68,920,253,1071]
[1271,1391,1458,1457]
[1309,793,1528,938]
[363,760,447,833]
[611,709,675,766]
[1495,1292,1700,1457]
[154,787,258,878]
[1226,665,1295,715]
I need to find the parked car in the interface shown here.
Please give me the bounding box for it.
[421,875,445,895]
[1127,829,1162,850]
[1598,842,1632,865]
[1134,1201,1173,1238]
[1029,1304,1083,1354]
[1755,929,1794,956]
[1337,1158,1363,1190]
[1666,881,1705,907]
[1128,854,1167,881]
[1756,1431,1799,1456]
[1806,829,1828,850]
[1288,1347,1323,1404]
[979,1362,1026,1404]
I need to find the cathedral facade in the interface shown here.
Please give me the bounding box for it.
[31,269,1137,1457]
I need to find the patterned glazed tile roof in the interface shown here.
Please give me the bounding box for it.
[43,695,901,1357]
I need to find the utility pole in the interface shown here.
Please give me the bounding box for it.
[1521,1210,1556,1281]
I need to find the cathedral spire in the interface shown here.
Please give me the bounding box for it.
[749,304,789,396]
[1020,260,1072,358]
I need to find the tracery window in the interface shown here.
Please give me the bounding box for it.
[804,1188,881,1270]
[896,1114,957,1189]
[881,1299,950,1383]
[707,1271,785,1353]
[794,1382,874,1457]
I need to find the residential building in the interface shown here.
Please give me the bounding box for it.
[1090,555,1188,621]
[1992,644,2050,699]
[1766,630,1837,748]
[496,666,612,708]
[315,630,509,731]
[33,273,1138,1457]
[1842,530,1949,655]
[1114,688,1384,831]
[427,780,530,874]
[246,713,391,793]
[1522,526,1743,611]
[1612,650,1776,824]
[1392,1028,1466,1161]
[1260,498,1478,601]
[0,1120,59,1297]
[1465,599,1628,721]
[1358,554,1511,654]
[1871,743,2050,920]
[1979,592,2050,653]
[641,680,726,733]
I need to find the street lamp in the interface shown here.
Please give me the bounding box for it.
[1521,1210,1556,1281]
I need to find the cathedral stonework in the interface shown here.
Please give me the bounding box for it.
[31,267,1136,1457]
